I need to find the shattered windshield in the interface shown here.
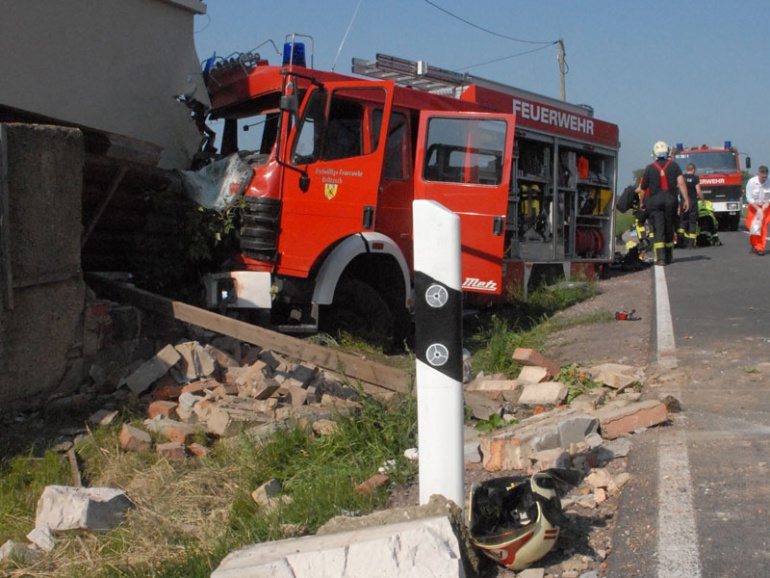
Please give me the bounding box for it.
[673,151,738,175]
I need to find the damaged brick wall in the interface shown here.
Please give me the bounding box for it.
[0,123,86,411]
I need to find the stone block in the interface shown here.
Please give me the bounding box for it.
[517,381,568,406]
[124,344,180,395]
[35,485,134,531]
[518,365,550,384]
[174,341,200,381]
[557,415,599,446]
[26,525,55,552]
[211,516,464,578]
[586,363,640,390]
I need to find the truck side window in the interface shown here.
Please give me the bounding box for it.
[292,90,326,165]
[373,109,409,181]
[322,97,363,161]
[423,117,506,185]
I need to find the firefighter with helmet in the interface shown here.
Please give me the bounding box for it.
[636,141,689,265]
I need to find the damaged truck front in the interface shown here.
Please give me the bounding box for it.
[185,37,517,349]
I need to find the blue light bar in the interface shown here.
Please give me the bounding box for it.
[282,42,306,67]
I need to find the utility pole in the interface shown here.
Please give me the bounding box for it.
[558,38,566,102]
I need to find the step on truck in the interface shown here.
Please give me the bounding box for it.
[672,142,748,231]
[192,34,620,348]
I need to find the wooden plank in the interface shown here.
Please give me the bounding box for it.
[85,273,412,394]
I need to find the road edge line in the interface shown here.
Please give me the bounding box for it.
[654,264,702,578]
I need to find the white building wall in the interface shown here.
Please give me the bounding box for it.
[0,0,209,169]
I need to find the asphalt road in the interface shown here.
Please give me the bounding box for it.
[607,229,770,577]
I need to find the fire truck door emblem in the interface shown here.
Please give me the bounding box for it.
[324,183,338,199]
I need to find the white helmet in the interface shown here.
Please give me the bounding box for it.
[653,141,669,158]
[467,469,580,571]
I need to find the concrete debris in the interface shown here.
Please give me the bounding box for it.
[517,365,550,384]
[124,344,181,394]
[212,515,465,578]
[87,408,119,426]
[6,292,678,577]
[585,362,642,391]
[517,380,569,407]
[0,540,39,564]
[251,479,294,514]
[35,485,135,532]
[26,526,55,553]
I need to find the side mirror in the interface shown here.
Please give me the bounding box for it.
[299,173,310,192]
[746,156,751,170]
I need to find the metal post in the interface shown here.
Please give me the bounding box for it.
[558,38,566,102]
[412,200,464,508]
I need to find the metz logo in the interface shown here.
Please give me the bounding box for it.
[700,177,726,185]
[463,278,498,292]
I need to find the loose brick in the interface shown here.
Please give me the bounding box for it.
[596,399,668,439]
[147,400,177,420]
[512,348,561,378]
[354,474,391,494]
[157,442,187,460]
[119,424,151,452]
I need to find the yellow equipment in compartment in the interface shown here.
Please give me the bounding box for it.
[520,183,541,220]
[596,187,612,215]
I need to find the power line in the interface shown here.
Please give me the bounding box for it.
[421,0,556,44]
[456,42,558,72]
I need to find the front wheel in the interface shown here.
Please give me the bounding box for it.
[321,278,398,350]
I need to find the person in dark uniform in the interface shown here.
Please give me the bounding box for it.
[636,141,689,265]
[678,163,704,248]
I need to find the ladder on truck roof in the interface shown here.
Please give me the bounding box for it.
[351,53,593,117]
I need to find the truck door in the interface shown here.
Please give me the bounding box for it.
[279,80,395,276]
[414,111,515,294]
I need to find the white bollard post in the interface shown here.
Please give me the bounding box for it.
[412,200,464,508]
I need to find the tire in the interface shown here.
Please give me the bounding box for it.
[321,278,397,350]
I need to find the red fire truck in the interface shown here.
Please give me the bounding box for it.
[194,36,620,347]
[671,142,747,231]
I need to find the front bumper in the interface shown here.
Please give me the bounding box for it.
[203,271,273,309]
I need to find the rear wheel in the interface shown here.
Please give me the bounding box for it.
[321,278,397,350]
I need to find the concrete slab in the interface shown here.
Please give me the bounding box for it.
[211,516,465,578]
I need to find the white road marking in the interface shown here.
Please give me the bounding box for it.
[654,265,676,362]
[654,266,702,578]
[658,434,702,577]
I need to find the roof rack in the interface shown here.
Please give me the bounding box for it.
[351,54,470,96]
[351,53,592,117]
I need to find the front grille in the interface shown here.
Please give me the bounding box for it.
[240,196,281,261]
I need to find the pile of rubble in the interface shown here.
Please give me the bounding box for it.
[1,297,677,577]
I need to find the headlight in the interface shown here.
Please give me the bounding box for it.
[727,202,740,211]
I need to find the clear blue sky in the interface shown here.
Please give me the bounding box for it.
[193,0,769,185]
